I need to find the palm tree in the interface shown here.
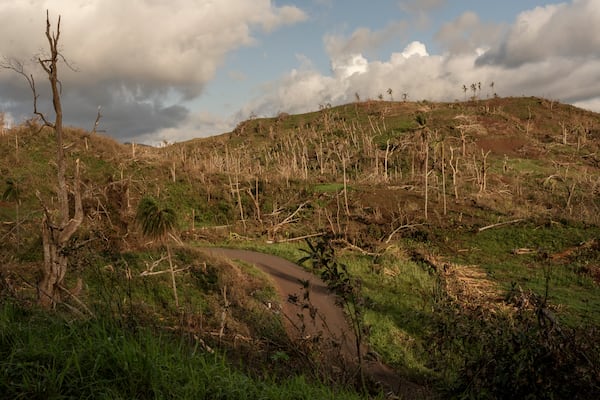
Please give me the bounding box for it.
[136,196,179,306]
[387,88,393,101]
[462,85,467,101]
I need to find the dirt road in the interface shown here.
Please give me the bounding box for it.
[202,248,434,399]
[202,248,355,353]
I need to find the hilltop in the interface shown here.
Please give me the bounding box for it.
[1,97,600,399]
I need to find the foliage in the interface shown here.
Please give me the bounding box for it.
[2,95,600,397]
[0,301,366,400]
[136,196,177,240]
[428,298,600,399]
[299,236,367,388]
[2,178,20,202]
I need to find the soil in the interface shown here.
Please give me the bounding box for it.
[202,248,435,399]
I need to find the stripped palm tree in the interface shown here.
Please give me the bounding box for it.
[136,196,179,306]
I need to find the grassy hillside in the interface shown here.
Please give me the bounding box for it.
[1,97,600,398]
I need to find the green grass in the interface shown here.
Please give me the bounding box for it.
[451,221,600,325]
[343,252,437,379]
[0,301,366,400]
[311,183,347,193]
[226,242,438,381]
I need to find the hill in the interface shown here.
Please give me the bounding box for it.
[1,97,600,398]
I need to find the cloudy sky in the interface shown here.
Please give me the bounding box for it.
[1,0,599,145]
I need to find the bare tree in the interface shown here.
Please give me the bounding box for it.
[2,11,83,308]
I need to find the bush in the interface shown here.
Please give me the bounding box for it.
[428,300,600,399]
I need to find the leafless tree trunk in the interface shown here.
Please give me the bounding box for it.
[3,12,84,308]
[167,244,179,307]
[559,121,568,145]
[478,150,491,193]
[421,130,430,220]
[441,140,447,215]
[449,146,460,201]
[384,139,391,181]
[342,155,350,216]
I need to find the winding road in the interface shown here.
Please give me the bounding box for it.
[201,248,433,398]
[203,248,355,352]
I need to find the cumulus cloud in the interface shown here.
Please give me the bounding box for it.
[239,40,450,118]
[241,0,600,120]
[478,0,600,67]
[0,0,306,141]
[3,0,600,145]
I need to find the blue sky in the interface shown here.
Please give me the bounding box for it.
[1,0,598,144]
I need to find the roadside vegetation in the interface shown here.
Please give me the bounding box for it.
[2,91,600,398]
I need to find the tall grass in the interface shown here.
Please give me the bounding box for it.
[0,301,366,399]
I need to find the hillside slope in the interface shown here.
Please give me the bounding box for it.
[1,97,600,398]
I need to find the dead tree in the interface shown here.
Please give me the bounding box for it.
[4,12,83,308]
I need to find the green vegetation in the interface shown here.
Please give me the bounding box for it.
[2,96,600,398]
[452,222,600,325]
[0,301,364,400]
[312,183,347,193]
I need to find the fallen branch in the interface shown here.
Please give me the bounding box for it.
[332,238,380,257]
[139,266,190,277]
[267,232,325,244]
[384,223,425,244]
[269,202,308,238]
[142,255,169,273]
[512,248,537,255]
[478,219,524,232]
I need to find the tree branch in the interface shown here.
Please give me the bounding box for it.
[0,58,53,128]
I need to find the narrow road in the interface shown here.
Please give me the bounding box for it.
[202,248,355,354]
[201,248,435,399]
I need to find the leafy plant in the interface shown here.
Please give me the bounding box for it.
[299,236,367,389]
[136,196,180,307]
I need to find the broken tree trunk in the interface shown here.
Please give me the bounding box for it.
[38,159,84,307]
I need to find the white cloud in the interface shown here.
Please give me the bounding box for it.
[0,0,306,141]
[3,0,600,145]
[573,97,600,113]
[478,0,600,67]
[241,1,600,120]
[399,41,429,58]
[332,54,369,79]
[136,111,235,146]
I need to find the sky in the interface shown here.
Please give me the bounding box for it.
[1,0,600,145]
